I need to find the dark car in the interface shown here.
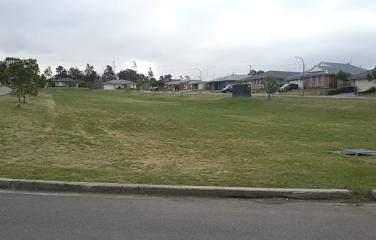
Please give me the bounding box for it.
[150,86,159,91]
[222,85,233,93]
[279,83,298,92]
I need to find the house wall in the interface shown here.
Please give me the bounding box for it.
[103,84,115,90]
[249,79,264,89]
[55,82,66,87]
[354,79,376,92]
[304,75,332,89]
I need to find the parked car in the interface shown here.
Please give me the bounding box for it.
[150,86,159,91]
[222,85,233,93]
[279,83,298,92]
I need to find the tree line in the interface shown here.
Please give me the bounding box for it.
[0,57,178,106]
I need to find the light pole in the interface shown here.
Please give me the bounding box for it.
[295,56,305,96]
[194,68,202,80]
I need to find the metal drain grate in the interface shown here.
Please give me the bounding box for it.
[341,149,376,156]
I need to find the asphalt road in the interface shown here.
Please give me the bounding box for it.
[0,190,375,240]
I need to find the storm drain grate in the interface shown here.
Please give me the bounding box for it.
[341,148,376,156]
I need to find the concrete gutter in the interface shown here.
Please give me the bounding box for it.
[0,178,353,200]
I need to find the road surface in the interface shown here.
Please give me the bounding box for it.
[0,190,375,240]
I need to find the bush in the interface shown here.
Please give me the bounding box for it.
[326,86,354,95]
[360,87,376,94]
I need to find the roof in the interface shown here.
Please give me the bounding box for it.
[208,74,248,83]
[350,69,374,80]
[53,78,82,83]
[286,62,368,80]
[164,79,202,86]
[243,71,298,81]
[103,79,134,85]
[308,62,367,75]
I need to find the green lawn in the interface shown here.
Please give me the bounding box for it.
[0,89,375,195]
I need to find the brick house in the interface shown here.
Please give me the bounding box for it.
[287,62,367,89]
[206,74,248,91]
[241,71,298,89]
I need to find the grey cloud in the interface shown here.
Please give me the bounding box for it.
[0,0,375,78]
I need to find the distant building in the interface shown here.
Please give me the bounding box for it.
[53,78,83,88]
[102,79,137,90]
[242,71,298,89]
[286,62,367,89]
[350,70,376,93]
[164,79,205,91]
[206,74,248,90]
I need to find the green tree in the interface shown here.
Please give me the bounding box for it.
[118,69,138,82]
[367,67,376,81]
[264,76,279,100]
[148,67,154,80]
[102,65,115,82]
[84,64,98,82]
[0,60,7,85]
[55,66,68,79]
[335,70,350,82]
[4,57,40,106]
[159,74,172,83]
[68,67,83,80]
[43,66,53,87]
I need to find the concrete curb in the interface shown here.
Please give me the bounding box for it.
[0,178,353,200]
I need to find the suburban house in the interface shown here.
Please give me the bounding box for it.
[53,78,83,88]
[164,79,206,91]
[102,79,137,90]
[350,69,376,93]
[241,71,298,89]
[286,62,367,89]
[207,74,249,90]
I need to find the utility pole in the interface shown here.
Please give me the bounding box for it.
[112,60,116,79]
[295,56,305,96]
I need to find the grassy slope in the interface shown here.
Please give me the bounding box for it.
[0,89,375,193]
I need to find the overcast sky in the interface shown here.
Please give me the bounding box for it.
[1,0,376,79]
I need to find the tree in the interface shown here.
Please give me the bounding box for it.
[367,67,376,81]
[55,66,68,79]
[68,67,83,80]
[43,66,53,87]
[4,57,40,106]
[84,64,98,82]
[43,66,53,79]
[0,60,7,85]
[102,65,115,82]
[335,70,350,82]
[159,74,172,83]
[264,76,279,100]
[118,69,138,82]
[148,67,154,80]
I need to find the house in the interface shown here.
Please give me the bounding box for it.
[164,79,205,91]
[207,74,248,90]
[350,69,376,93]
[242,71,298,89]
[53,78,82,88]
[286,62,367,89]
[102,79,137,90]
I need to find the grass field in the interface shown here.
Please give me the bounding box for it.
[1,89,375,195]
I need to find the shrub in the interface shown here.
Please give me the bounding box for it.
[360,87,376,94]
[326,86,354,95]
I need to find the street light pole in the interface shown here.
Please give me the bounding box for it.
[295,56,305,96]
[194,68,202,80]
